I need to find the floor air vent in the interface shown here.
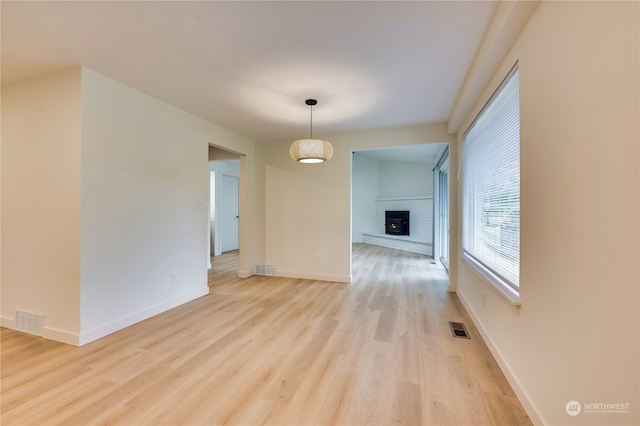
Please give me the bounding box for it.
[448,321,470,339]
[15,311,44,336]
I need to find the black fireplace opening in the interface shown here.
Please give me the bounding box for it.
[385,210,410,236]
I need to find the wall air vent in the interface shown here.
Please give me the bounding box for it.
[15,311,44,336]
[255,264,276,276]
[448,321,470,339]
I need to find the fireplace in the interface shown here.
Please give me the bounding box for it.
[385,211,410,236]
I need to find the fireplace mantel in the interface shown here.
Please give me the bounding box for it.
[375,196,433,202]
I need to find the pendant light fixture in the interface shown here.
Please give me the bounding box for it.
[290,99,333,163]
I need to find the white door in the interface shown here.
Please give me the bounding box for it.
[220,174,239,253]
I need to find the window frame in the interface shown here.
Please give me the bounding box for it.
[461,63,521,308]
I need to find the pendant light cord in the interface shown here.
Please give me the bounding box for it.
[310,104,313,138]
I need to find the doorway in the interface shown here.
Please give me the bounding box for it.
[208,146,241,265]
[350,143,448,263]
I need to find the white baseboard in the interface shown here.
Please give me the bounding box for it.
[1,316,14,329]
[276,270,351,284]
[237,269,254,278]
[457,290,544,425]
[1,316,80,346]
[78,287,209,346]
[44,326,80,346]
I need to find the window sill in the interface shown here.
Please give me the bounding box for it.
[461,253,521,315]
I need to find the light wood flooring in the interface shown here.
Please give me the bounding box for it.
[1,244,531,425]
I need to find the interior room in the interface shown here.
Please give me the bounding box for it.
[1,2,638,425]
[352,144,448,257]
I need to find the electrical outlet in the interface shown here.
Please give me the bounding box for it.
[171,272,177,284]
[315,255,320,263]
[195,201,205,210]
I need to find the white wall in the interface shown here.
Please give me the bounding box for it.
[351,153,379,243]
[1,68,82,343]
[258,124,455,283]
[209,160,240,177]
[455,2,639,425]
[80,69,199,342]
[79,68,256,344]
[378,160,433,199]
[2,67,256,345]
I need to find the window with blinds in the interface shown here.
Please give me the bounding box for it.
[462,64,520,294]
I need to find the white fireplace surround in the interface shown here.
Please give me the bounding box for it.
[362,196,433,256]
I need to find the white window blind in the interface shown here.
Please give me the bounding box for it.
[462,65,520,291]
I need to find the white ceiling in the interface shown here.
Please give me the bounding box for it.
[1,1,497,144]
[356,143,447,165]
